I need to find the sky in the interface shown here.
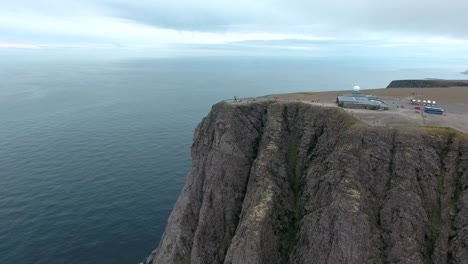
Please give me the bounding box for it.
[1,0,468,58]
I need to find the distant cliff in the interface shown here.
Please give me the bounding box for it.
[146,101,468,264]
[387,79,468,88]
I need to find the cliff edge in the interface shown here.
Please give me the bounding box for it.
[147,101,468,264]
[387,80,468,88]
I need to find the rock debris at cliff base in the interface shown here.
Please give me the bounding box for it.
[147,101,468,264]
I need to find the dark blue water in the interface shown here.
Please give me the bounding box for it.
[0,57,465,264]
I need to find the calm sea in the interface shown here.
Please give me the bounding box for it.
[0,57,465,264]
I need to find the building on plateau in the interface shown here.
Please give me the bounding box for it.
[336,91,388,110]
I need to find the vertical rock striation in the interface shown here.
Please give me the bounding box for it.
[147,101,468,264]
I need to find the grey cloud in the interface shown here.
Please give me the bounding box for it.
[102,2,234,31]
[289,1,468,38]
[3,0,468,45]
[97,0,468,38]
[98,0,290,32]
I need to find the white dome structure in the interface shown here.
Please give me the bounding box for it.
[353,85,361,91]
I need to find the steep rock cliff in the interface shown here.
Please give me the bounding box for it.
[147,101,468,264]
[387,80,468,88]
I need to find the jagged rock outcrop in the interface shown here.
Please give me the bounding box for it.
[387,80,468,88]
[146,101,468,264]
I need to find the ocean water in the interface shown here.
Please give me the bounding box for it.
[0,57,466,264]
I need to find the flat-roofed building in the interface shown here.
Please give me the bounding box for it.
[336,91,388,110]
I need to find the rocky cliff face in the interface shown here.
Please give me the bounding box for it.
[147,101,468,264]
[387,80,468,88]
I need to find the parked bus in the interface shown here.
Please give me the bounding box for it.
[424,107,444,115]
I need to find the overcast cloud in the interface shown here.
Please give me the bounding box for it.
[1,0,468,55]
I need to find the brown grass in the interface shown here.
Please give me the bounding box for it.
[275,87,468,108]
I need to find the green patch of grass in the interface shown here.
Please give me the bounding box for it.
[420,126,468,140]
[425,238,434,264]
[431,206,442,230]
[449,177,462,213]
[287,143,303,209]
[176,257,191,264]
[335,108,361,127]
[426,133,454,263]
[449,151,463,231]
[449,219,456,231]
[287,144,298,179]
[281,142,304,264]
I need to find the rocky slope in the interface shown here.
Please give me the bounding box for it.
[146,101,468,264]
[387,80,468,88]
